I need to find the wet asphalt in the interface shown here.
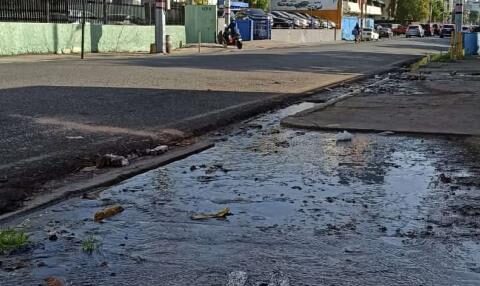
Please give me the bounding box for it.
[1,94,480,285]
[0,37,450,210]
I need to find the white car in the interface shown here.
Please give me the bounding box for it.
[362,28,379,41]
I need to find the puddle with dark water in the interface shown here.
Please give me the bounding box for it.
[2,101,480,285]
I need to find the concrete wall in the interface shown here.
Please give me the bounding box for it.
[271,29,341,43]
[0,22,185,56]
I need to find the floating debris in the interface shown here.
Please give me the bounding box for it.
[94,205,125,222]
[336,131,353,142]
[191,208,232,220]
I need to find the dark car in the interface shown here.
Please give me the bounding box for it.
[421,23,433,36]
[235,8,269,21]
[440,24,455,38]
[433,23,440,35]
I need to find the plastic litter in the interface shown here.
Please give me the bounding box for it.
[94,205,125,222]
[145,145,169,156]
[191,207,232,220]
[336,131,353,142]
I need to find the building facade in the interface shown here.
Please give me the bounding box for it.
[343,0,386,19]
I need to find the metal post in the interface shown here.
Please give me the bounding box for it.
[81,0,86,59]
[359,0,364,41]
[155,0,166,53]
[103,0,107,25]
[225,0,231,26]
[46,0,50,23]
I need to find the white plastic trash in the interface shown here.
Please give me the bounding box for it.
[336,131,353,142]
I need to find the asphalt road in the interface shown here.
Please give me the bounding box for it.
[0,37,449,213]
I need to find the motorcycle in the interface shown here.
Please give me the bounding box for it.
[218,29,243,50]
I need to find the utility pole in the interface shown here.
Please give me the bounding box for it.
[453,0,464,59]
[81,0,86,59]
[155,0,166,53]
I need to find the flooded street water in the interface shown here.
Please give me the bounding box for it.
[2,98,480,285]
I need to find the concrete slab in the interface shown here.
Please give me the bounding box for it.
[282,58,480,136]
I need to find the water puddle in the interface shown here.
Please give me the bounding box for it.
[2,99,480,285]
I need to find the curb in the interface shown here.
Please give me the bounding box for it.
[0,141,214,224]
[166,56,423,138]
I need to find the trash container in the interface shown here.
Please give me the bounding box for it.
[463,32,478,55]
[237,19,253,41]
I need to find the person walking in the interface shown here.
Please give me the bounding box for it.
[352,23,360,43]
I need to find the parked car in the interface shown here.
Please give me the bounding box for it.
[68,10,94,23]
[106,14,145,25]
[392,24,407,35]
[235,8,271,22]
[462,25,472,33]
[432,23,441,36]
[327,20,336,29]
[440,24,455,38]
[271,11,303,29]
[268,13,294,29]
[406,25,424,38]
[378,27,393,39]
[421,23,433,36]
[280,11,309,28]
[291,12,320,29]
[362,28,379,41]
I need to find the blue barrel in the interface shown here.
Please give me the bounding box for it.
[463,32,478,55]
[236,20,253,41]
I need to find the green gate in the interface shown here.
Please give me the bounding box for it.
[185,5,217,44]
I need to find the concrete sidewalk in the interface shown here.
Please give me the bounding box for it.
[282,57,480,136]
[0,37,449,214]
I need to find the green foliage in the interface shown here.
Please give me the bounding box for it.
[396,0,429,22]
[81,235,100,254]
[431,0,445,22]
[469,11,479,25]
[249,0,269,10]
[0,229,29,254]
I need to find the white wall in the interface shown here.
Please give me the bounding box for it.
[271,29,341,43]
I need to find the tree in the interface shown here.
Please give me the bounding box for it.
[469,10,479,25]
[431,0,445,22]
[396,0,429,23]
[249,0,269,10]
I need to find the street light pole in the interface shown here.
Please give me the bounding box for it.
[155,0,166,53]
